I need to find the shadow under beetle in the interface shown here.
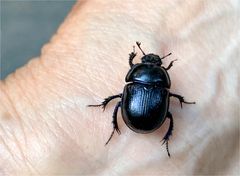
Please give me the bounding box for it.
[89,42,195,157]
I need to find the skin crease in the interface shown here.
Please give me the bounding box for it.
[0,0,239,175]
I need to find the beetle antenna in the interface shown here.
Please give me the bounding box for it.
[161,53,172,60]
[136,42,146,55]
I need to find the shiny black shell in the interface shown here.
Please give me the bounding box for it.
[122,63,171,133]
[125,64,171,88]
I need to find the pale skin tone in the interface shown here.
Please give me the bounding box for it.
[0,0,239,175]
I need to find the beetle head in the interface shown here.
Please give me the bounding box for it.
[141,54,162,66]
[136,42,172,66]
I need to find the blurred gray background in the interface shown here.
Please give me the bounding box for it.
[1,1,76,79]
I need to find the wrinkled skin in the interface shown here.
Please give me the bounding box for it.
[0,0,239,175]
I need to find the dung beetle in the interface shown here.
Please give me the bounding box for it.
[89,42,195,157]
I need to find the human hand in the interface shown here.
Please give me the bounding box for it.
[0,0,239,175]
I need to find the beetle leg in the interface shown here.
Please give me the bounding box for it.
[105,101,121,145]
[129,45,137,67]
[164,59,177,70]
[161,112,174,157]
[88,94,122,110]
[170,93,196,108]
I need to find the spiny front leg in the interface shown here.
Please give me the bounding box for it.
[170,93,195,108]
[165,59,177,70]
[88,94,122,110]
[161,112,174,157]
[129,45,137,67]
[105,101,121,145]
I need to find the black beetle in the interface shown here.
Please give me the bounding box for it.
[89,42,195,157]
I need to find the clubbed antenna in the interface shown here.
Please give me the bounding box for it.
[161,53,172,59]
[136,42,146,55]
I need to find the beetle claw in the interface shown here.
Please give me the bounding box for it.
[88,103,107,111]
[136,41,141,46]
[161,138,168,145]
[129,52,137,58]
[161,139,170,157]
[102,106,106,111]
[116,128,121,135]
[105,130,115,145]
[87,104,102,107]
